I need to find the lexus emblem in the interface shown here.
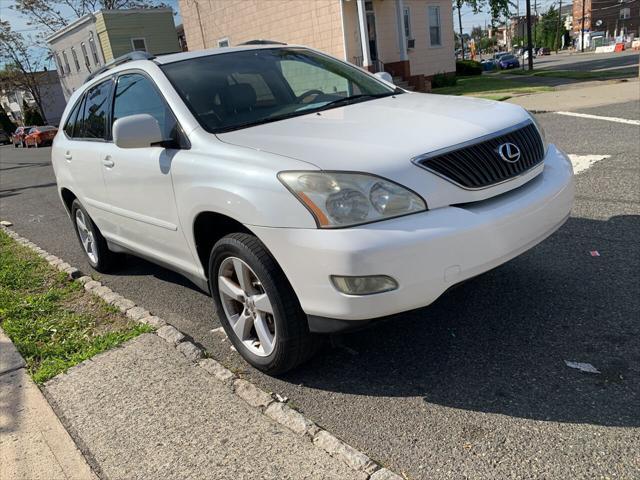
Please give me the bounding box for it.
[496,143,521,163]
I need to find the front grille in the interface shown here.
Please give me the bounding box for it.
[415,122,545,189]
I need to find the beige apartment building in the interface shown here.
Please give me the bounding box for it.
[179,0,455,91]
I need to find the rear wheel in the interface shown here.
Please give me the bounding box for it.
[210,233,320,374]
[71,199,117,272]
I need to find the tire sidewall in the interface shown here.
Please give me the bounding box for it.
[209,236,298,371]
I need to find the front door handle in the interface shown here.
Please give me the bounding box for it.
[102,156,114,168]
[64,152,72,161]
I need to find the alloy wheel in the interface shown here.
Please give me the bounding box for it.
[75,209,98,264]
[217,257,276,357]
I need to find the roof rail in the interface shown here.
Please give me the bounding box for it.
[238,39,287,46]
[85,51,155,83]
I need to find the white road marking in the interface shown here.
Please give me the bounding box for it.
[568,154,611,174]
[555,111,640,126]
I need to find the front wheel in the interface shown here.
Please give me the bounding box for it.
[209,233,321,375]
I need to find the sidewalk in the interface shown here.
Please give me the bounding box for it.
[0,328,96,480]
[506,78,640,111]
[43,333,366,480]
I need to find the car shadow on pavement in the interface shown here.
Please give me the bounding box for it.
[282,214,640,428]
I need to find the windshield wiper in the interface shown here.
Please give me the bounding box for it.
[315,90,402,112]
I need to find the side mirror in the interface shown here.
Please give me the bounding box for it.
[113,114,163,149]
[373,71,394,85]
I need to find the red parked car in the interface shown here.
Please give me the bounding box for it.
[24,126,58,148]
[11,125,35,148]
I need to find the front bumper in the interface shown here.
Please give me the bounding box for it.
[251,145,574,323]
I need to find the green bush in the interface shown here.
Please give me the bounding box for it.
[432,73,457,88]
[456,60,483,76]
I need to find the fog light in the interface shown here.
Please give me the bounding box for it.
[330,275,398,295]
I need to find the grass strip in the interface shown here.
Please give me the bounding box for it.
[432,75,552,99]
[0,230,151,383]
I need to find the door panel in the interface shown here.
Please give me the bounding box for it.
[101,72,195,273]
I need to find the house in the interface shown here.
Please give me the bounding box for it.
[0,70,66,126]
[178,0,456,91]
[572,0,639,39]
[47,8,181,100]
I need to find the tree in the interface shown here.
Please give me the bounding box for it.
[0,22,48,124]
[454,0,511,58]
[534,7,567,50]
[11,0,170,36]
[23,99,44,125]
[0,108,16,133]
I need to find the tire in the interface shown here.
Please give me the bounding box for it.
[209,233,321,375]
[70,199,117,272]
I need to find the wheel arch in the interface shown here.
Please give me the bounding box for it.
[192,211,253,278]
[60,187,77,215]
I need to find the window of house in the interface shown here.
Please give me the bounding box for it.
[81,80,112,139]
[55,53,64,76]
[113,73,178,140]
[218,37,230,48]
[71,46,81,72]
[620,7,630,19]
[403,6,411,39]
[89,37,100,65]
[131,37,147,52]
[62,51,71,74]
[81,42,91,70]
[428,6,442,46]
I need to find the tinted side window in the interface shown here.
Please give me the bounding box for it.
[113,73,177,140]
[68,96,87,138]
[63,98,82,137]
[81,80,112,139]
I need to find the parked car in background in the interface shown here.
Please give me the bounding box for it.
[499,54,520,69]
[538,47,551,55]
[11,125,35,148]
[0,129,10,145]
[481,58,497,71]
[523,49,536,61]
[52,46,574,374]
[24,126,59,148]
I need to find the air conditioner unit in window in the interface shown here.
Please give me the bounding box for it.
[407,38,415,49]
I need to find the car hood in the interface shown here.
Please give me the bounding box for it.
[217,92,538,208]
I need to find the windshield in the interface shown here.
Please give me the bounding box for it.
[161,48,397,133]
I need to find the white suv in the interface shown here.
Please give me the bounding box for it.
[52,45,574,373]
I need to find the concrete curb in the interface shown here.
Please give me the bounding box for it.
[0,225,402,480]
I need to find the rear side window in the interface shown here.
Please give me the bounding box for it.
[64,99,82,137]
[80,80,112,139]
[112,73,178,140]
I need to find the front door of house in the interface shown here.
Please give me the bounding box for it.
[365,1,378,61]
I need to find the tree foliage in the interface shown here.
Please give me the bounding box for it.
[534,7,568,49]
[23,99,44,125]
[0,107,16,133]
[0,21,48,124]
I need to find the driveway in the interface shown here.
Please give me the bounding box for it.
[1,101,638,478]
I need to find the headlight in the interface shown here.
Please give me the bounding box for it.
[528,111,548,155]
[278,171,427,228]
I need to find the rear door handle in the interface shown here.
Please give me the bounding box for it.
[102,156,114,168]
[64,152,72,161]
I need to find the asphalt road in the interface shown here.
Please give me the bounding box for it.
[533,50,639,74]
[1,102,638,478]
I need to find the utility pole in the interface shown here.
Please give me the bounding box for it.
[526,0,534,70]
[556,0,563,53]
[581,0,586,52]
[457,0,465,59]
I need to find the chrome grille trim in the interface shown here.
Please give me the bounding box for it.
[411,120,546,190]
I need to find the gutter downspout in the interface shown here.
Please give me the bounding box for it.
[356,0,371,68]
[339,0,348,61]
